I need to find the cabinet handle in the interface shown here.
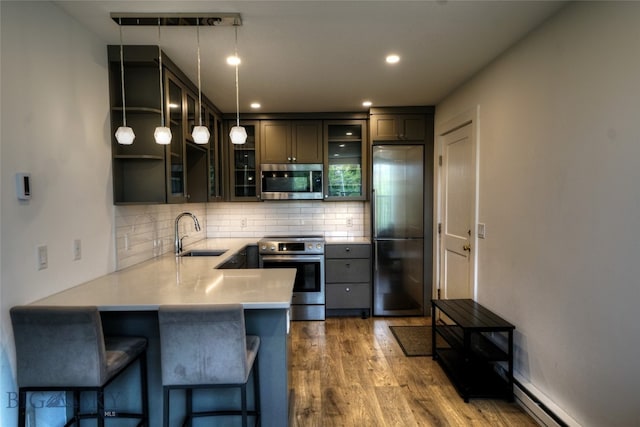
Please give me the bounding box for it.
[345,263,351,268]
[292,157,297,162]
[288,157,291,161]
[345,247,351,252]
[345,287,351,292]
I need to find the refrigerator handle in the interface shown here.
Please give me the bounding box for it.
[371,188,376,238]
[374,241,378,272]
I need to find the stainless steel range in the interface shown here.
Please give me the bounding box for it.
[258,235,325,320]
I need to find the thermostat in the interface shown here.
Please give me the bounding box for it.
[16,173,31,200]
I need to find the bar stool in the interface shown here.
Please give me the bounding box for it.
[158,304,260,427]
[10,306,148,427]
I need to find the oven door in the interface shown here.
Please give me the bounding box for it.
[260,255,325,305]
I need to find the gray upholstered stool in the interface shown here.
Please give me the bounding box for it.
[158,304,260,427]
[10,306,148,427]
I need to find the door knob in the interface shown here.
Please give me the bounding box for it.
[463,243,471,252]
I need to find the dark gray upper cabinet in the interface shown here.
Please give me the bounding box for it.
[227,120,260,201]
[369,107,435,142]
[323,120,367,201]
[260,120,323,164]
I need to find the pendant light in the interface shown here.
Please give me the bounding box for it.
[115,18,135,145]
[191,19,210,144]
[228,25,247,145]
[154,18,172,145]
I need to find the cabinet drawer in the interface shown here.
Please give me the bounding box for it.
[325,244,371,259]
[326,259,371,283]
[326,283,370,309]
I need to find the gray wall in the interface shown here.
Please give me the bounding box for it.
[1,2,115,424]
[435,3,640,426]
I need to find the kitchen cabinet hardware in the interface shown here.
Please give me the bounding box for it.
[325,243,371,318]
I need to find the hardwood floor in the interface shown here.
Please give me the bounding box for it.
[288,316,537,427]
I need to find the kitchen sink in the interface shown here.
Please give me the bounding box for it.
[179,249,228,257]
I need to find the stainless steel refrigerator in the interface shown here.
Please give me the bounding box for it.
[372,145,425,316]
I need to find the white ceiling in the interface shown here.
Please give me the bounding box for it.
[55,1,566,114]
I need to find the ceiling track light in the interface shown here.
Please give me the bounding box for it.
[115,18,135,145]
[154,18,172,145]
[191,19,210,144]
[111,13,242,27]
[229,25,247,145]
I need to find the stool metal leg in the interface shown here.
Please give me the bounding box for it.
[241,383,248,427]
[253,356,261,427]
[185,388,193,427]
[97,388,105,427]
[18,390,26,427]
[140,352,149,426]
[163,387,170,427]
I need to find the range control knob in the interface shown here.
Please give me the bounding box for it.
[270,246,276,251]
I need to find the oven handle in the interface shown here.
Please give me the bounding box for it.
[260,255,324,263]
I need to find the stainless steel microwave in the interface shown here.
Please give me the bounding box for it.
[261,163,323,200]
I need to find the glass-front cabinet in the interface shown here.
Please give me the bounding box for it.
[323,120,367,201]
[207,108,224,201]
[228,121,260,201]
[166,71,186,203]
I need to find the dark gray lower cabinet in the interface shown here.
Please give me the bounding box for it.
[325,243,371,318]
[217,245,258,269]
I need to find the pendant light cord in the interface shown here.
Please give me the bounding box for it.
[196,19,203,127]
[158,18,165,127]
[234,25,240,127]
[119,18,127,127]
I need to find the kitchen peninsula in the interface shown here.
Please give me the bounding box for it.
[30,238,295,426]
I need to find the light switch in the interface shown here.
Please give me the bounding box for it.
[477,223,486,239]
[37,245,48,270]
[73,239,82,261]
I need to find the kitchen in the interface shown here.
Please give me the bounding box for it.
[3,2,640,427]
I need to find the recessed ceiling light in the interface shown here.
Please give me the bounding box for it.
[250,102,261,109]
[226,55,241,66]
[362,101,372,107]
[386,54,400,64]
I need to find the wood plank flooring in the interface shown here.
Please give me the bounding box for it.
[288,316,537,427]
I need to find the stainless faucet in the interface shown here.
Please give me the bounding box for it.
[175,212,201,254]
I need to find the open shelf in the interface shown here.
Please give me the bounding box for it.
[432,299,515,402]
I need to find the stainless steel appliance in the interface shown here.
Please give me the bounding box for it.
[372,145,425,316]
[259,235,325,320]
[260,163,323,200]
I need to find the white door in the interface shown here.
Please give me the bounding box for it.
[440,123,475,299]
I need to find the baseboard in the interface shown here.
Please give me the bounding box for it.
[514,378,581,427]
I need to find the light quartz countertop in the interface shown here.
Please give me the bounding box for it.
[31,238,296,311]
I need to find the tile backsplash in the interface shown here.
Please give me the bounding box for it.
[115,204,207,270]
[115,201,368,270]
[205,201,367,238]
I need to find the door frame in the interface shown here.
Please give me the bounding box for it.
[434,106,480,300]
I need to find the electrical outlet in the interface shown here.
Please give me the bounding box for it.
[346,217,353,227]
[241,218,247,228]
[37,245,48,270]
[73,239,82,261]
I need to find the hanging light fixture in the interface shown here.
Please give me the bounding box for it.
[228,24,247,145]
[115,18,135,145]
[191,19,210,144]
[154,18,172,145]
